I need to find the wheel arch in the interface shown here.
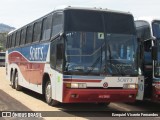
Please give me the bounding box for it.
[42,73,51,95]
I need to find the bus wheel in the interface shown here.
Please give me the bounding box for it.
[45,81,59,106]
[14,72,22,91]
[11,72,15,89]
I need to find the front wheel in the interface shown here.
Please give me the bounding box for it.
[45,81,59,106]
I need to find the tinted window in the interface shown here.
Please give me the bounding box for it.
[20,28,26,45]
[15,31,21,46]
[56,42,63,71]
[50,38,63,71]
[42,15,52,40]
[26,25,33,44]
[135,21,151,40]
[50,41,56,68]
[64,10,103,32]
[104,13,135,34]
[152,21,160,38]
[8,36,11,48]
[6,37,9,48]
[33,21,42,42]
[12,33,16,47]
[52,13,63,37]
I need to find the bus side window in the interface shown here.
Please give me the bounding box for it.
[50,39,63,71]
[56,43,63,71]
[52,13,63,37]
[42,15,52,41]
[6,36,9,49]
[12,33,16,47]
[15,31,21,47]
[50,41,56,69]
[26,25,33,44]
[20,28,26,45]
[33,21,42,42]
[8,36,11,48]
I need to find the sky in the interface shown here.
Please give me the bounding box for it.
[0,0,160,28]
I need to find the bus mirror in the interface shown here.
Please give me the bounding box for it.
[152,46,158,60]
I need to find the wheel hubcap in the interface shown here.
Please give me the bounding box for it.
[46,83,52,103]
[15,75,18,89]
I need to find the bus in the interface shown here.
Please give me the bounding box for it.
[6,6,141,106]
[135,17,160,102]
[0,52,5,67]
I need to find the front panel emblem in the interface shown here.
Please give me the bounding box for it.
[103,82,108,88]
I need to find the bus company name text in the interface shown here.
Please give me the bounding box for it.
[30,46,44,61]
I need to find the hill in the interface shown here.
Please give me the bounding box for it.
[0,23,15,33]
[0,23,15,51]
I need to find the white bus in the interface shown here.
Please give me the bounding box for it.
[135,17,160,102]
[6,6,141,106]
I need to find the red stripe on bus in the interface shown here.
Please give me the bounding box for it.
[63,79,101,83]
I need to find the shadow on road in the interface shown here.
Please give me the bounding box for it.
[126,100,160,111]
[0,89,32,111]
[0,90,44,120]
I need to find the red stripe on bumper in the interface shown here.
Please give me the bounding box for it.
[63,89,137,103]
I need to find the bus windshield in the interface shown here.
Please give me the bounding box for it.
[152,21,160,39]
[64,10,138,76]
[152,21,160,77]
[154,40,160,77]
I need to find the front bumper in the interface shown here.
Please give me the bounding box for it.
[63,89,137,103]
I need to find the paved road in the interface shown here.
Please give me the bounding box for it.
[0,67,160,120]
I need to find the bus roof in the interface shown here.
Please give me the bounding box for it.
[8,6,133,35]
[136,16,160,25]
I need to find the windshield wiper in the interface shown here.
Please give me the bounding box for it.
[86,46,103,75]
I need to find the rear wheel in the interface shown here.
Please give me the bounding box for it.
[45,81,59,106]
[14,72,22,91]
[11,71,15,89]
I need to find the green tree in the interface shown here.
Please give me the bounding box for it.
[0,32,7,51]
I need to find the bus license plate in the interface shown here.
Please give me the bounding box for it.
[98,95,110,98]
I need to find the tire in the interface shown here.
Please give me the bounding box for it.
[14,72,22,91]
[11,71,15,89]
[45,81,59,106]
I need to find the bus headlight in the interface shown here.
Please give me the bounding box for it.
[66,83,87,88]
[123,84,138,89]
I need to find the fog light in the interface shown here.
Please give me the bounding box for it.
[129,94,134,98]
[71,94,78,98]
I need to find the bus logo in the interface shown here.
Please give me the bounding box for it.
[30,46,44,61]
[103,82,108,88]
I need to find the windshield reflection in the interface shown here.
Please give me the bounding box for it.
[106,34,138,75]
[64,32,138,76]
